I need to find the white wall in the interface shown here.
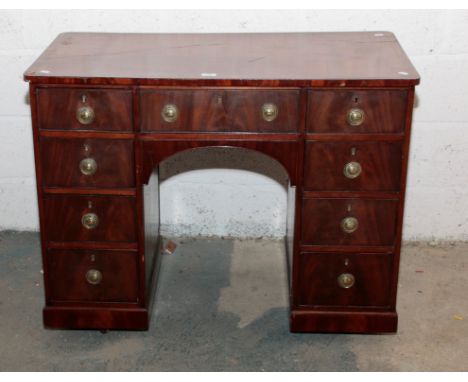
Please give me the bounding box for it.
[0,9,467,240]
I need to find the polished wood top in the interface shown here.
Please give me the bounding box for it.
[24,32,419,86]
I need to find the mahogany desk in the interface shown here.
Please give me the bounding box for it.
[24,32,420,333]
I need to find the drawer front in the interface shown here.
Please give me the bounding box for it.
[304,141,402,191]
[302,198,398,246]
[47,249,138,302]
[297,252,393,307]
[37,88,133,131]
[43,195,137,243]
[307,90,407,134]
[140,89,300,132]
[40,137,135,188]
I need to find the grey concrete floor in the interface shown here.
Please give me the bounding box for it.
[0,231,467,371]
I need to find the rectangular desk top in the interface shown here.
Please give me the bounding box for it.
[24,32,419,87]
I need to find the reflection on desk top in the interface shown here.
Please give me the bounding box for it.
[24,32,420,87]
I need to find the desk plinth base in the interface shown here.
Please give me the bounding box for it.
[43,306,397,333]
[43,306,149,331]
[290,310,398,334]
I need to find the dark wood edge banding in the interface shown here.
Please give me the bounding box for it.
[305,133,405,142]
[299,245,394,253]
[47,242,138,250]
[138,133,300,141]
[302,191,400,199]
[39,130,136,139]
[43,187,136,196]
[43,306,149,330]
[290,309,398,333]
[25,76,420,87]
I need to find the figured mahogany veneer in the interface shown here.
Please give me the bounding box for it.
[43,194,137,243]
[301,198,399,246]
[37,88,133,132]
[25,32,419,334]
[304,141,403,191]
[40,137,135,188]
[47,249,139,303]
[307,90,408,134]
[297,252,393,307]
[140,89,300,133]
[140,139,300,186]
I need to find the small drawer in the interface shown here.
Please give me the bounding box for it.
[47,249,138,302]
[43,195,137,243]
[40,137,135,188]
[37,88,133,131]
[304,141,402,191]
[307,90,407,134]
[140,89,300,132]
[301,198,398,246]
[297,252,393,307]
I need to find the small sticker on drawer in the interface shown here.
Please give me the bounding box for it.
[201,73,217,77]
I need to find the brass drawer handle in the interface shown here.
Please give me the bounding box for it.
[161,104,178,123]
[76,105,95,125]
[341,216,358,233]
[347,108,365,126]
[343,161,362,179]
[262,103,278,122]
[337,273,355,289]
[79,158,97,176]
[81,213,99,229]
[86,269,102,285]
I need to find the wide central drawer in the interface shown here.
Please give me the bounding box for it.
[43,195,137,243]
[139,89,300,132]
[47,249,139,302]
[302,198,399,246]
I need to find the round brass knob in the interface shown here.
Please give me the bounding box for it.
[81,213,99,230]
[341,216,359,233]
[343,161,362,179]
[337,273,355,289]
[262,103,278,122]
[86,269,102,285]
[76,105,95,125]
[161,104,178,123]
[347,108,365,126]
[79,158,97,176]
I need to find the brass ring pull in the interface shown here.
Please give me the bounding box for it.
[343,161,362,179]
[262,103,278,122]
[86,269,102,285]
[347,108,365,126]
[81,213,99,230]
[76,105,95,125]
[161,104,178,123]
[341,216,358,233]
[79,158,97,176]
[337,273,355,289]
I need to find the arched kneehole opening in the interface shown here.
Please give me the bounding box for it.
[144,146,296,328]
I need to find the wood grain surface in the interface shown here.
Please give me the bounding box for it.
[140,89,299,132]
[24,32,420,86]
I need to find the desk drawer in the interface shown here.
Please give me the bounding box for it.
[304,141,402,191]
[47,249,138,302]
[37,88,133,131]
[302,198,398,246]
[297,252,392,307]
[307,90,407,134]
[40,137,135,188]
[43,195,137,243]
[140,89,300,132]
